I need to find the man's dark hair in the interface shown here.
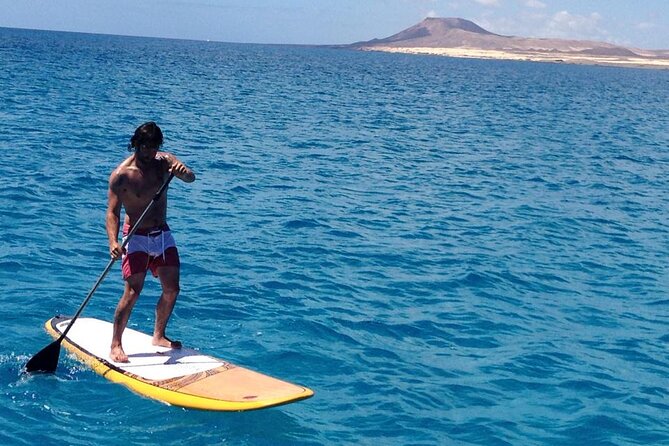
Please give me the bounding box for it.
[128,122,164,151]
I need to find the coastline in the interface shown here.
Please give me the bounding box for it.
[359,46,669,70]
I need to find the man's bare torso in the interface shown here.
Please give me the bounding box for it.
[113,154,169,229]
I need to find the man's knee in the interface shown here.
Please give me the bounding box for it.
[125,273,146,296]
[122,286,142,303]
[162,284,180,300]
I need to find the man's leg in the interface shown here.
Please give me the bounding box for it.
[153,266,181,348]
[110,272,146,362]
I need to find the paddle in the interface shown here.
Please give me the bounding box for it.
[25,173,175,373]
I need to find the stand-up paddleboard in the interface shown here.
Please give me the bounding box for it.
[45,316,313,411]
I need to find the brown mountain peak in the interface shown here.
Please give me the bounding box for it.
[418,17,498,36]
[352,17,501,48]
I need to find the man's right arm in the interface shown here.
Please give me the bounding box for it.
[106,172,123,259]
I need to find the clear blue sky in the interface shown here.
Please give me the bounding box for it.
[1,0,668,49]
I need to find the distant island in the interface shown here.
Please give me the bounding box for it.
[348,18,669,69]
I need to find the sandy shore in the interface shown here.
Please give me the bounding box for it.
[360,46,669,70]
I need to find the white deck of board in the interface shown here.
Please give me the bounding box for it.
[56,318,223,381]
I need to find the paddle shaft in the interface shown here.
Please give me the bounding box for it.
[58,173,175,341]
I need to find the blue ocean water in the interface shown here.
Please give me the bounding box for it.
[1,26,668,445]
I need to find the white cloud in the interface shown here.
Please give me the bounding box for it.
[635,22,655,30]
[525,0,545,8]
[426,10,438,18]
[475,0,500,6]
[546,10,606,40]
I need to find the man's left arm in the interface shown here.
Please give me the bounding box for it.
[160,153,196,183]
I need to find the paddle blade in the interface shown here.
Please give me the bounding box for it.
[25,340,61,373]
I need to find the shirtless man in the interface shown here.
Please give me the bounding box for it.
[106,122,195,363]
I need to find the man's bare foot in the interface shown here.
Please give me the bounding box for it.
[110,345,129,363]
[152,336,182,349]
